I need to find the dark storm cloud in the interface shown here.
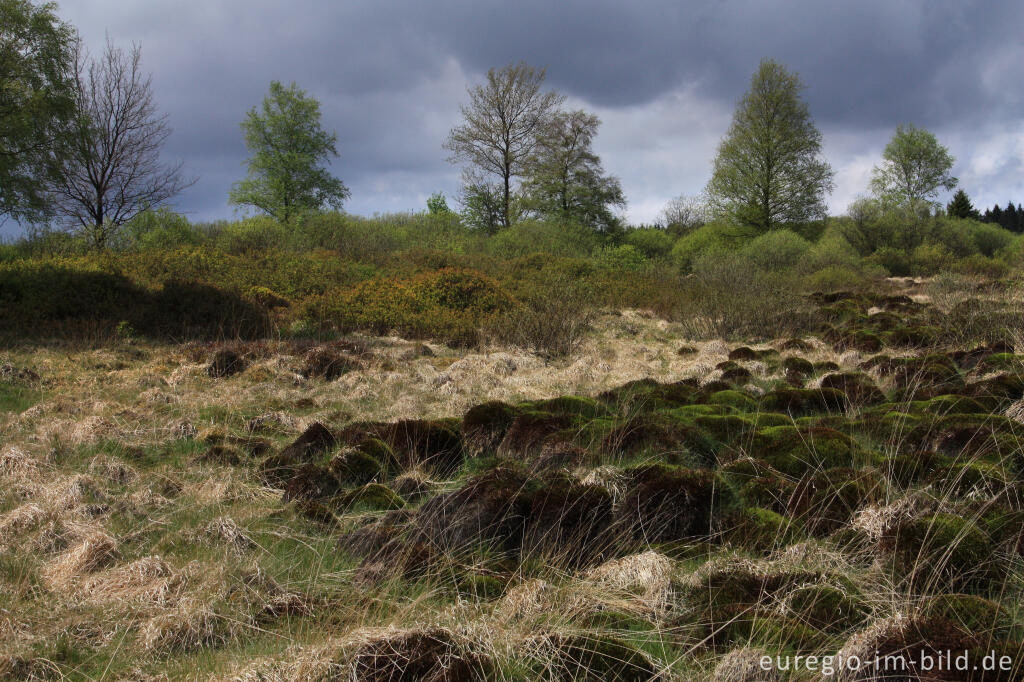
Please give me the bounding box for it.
[370,0,1024,127]
[6,0,1020,231]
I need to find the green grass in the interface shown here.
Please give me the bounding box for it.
[0,382,42,413]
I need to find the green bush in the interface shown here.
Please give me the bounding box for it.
[207,216,291,254]
[738,229,810,270]
[671,222,755,272]
[997,234,1024,267]
[594,244,650,272]
[302,268,515,346]
[623,227,674,259]
[804,264,873,292]
[0,261,138,322]
[123,207,203,250]
[0,243,17,263]
[950,254,1010,279]
[487,219,599,260]
[968,221,1014,257]
[807,224,860,270]
[0,261,271,340]
[866,246,912,276]
[911,242,954,275]
[927,217,977,258]
[842,199,926,253]
[295,211,479,261]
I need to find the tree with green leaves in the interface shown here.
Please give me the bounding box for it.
[444,62,564,231]
[871,124,956,209]
[0,0,76,222]
[705,59,834,233]
[426,192,451,216]
[230,81,349,224]
[457,169,509,233]
[946,189,979,220]
[521,109,624,231]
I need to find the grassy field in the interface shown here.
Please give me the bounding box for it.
[2,273,1024,680]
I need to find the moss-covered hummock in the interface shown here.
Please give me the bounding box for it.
[327,482,405,512]
[463,401,519,456]
[819,372,885,405]
[617,464,735,543]
[746,426,860,476]
[885,513,995,592]
[760,387,846,415]
[726,507,801,552]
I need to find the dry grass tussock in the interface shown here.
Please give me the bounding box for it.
[194,516,257,554]
[0,446,42,479]
[0,502,48,548]
[220,626,487,682]
[192,468,278,505]
[831,614,911,682]
[138,566,307,655]
[80,556,195,606]
[140,596,239,654]
[496,552,676,625]
[584,550,675,615]
[42,528,119,590]
[851,496,925,543]
[712,647,780,682]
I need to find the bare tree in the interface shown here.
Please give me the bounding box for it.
[660,193,710,235]
[48,39,192,248]
[444,62,563,231]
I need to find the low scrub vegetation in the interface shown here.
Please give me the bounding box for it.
[3,203,1021,349]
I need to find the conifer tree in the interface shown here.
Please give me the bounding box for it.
[945,189,979,220]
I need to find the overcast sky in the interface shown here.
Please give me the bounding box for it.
[18,0,1024,232]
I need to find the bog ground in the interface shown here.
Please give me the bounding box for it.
[2,277,1024,681]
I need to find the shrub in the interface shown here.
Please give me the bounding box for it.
[738,229,811,271]
[623,227,674,259]
[295,211,479,261]
[123,207,203,250]
[997,234,1024,267]
[487,219,599,260]
[140,280,271,339]
[0,261,138,323]
[927,217,977,258]
[866,246,912,276]
[843,198,926,253]
[679,252,811,340]
[207,216,291,254]
[671,222,755,272]
[950,254,1010,279]
[486,275,595,357]
[0,261,271,340]
[593,244,651,273]
[911,242,954,275]
[807,224,860,270]
[302,268,515,346]
[969,221,1014,257]
[804,264,874,292]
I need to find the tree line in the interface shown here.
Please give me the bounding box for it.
[945,190,1024,233]
[1,0,994,251]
